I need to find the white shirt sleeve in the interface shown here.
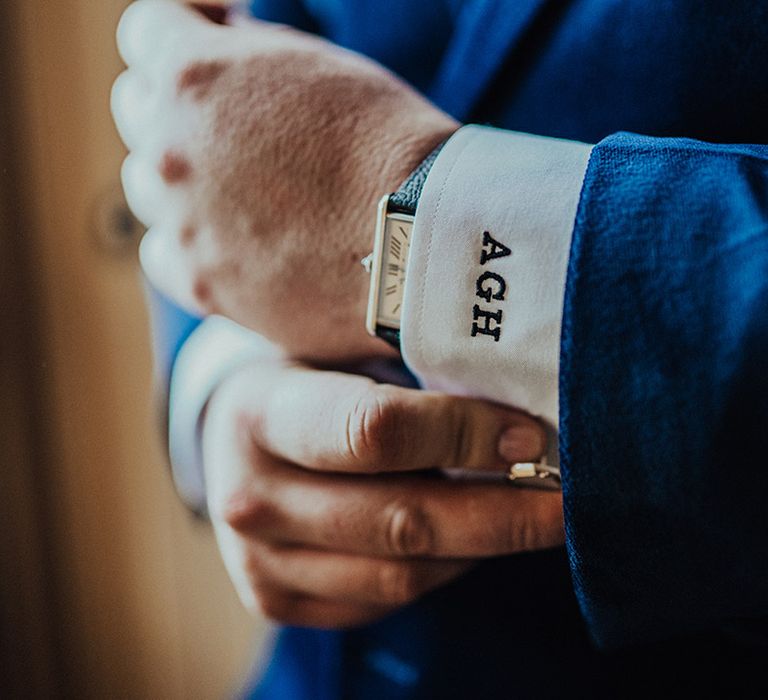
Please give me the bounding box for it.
[401,125,592,463]
[162,125,592,509]
[167,316,279,513]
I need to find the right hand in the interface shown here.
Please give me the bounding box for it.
[202,359,564,628]
[113,0,458,361]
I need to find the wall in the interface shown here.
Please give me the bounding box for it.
[1,1,264,697]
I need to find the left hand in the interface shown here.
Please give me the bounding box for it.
[203,359,563,628]
[112,0,458,361]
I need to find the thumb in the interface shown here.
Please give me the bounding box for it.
[249,367,547,475]
[351,386,549,474]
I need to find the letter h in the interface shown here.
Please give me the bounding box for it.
[471,305,502,342]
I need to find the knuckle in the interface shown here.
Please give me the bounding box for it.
[205,371,244,429]
[256,591,293,624]
[110,71,130,114]
[233,404,258,447]
[503,513,536,554]
[377,563,420,606]
[242,546,265,582]
[345,388,403,469]
[381,499,433,557]
[243,548,288,619]
[120,153,138,189]
[116,2,145,50]
[221,491,275,532]
[443,397,472,469]
[248,541,284,574]
[505,496,564,552]
[120,155,157,226]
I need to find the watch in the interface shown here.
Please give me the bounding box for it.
[362,143,445,349]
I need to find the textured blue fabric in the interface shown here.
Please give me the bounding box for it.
[147,0,768,696]
[249,628,342,700]
[250,0,454,92]
[480,1,768,144]
[560,134,768,648]
[143,281,201,385]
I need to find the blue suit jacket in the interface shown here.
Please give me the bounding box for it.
[150,1,768,696]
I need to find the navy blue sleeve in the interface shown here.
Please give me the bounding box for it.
[247,0,320,33]
[560,133,768,648]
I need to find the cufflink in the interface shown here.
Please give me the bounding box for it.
[506,462,562,489]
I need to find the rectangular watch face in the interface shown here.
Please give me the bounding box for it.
[376,213,413,328]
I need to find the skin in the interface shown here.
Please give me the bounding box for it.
[203,359,563,627]
[114,0,457,361]
[113,0,565,628]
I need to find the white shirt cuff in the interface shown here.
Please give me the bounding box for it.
[401,125,592,457]
[168,316,277,513]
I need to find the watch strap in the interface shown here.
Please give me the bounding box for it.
[388,141,446,215]
[376,325,401,349]
[370,140,446,350]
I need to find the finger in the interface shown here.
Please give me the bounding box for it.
[246,543,473,607]
[117,0,217,69]
[111,71,154,151]
[247,368,546,475]
[226,467,565,559]
[253,588,393,629]
[121,153,166,227]
[139,226,207,315]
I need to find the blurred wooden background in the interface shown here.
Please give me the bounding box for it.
[0,1,264,698]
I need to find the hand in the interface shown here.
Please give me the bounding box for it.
[112,0,459,361]
[203,361,564,628]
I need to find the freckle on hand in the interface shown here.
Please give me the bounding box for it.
[177,60,229,100]
[180,225,198,247]
[193,278,219,315]
[159,152,193,185]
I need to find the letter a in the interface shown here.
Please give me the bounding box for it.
[480,231,511,265]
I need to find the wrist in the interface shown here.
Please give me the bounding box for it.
[358,115,457,353]
[371,107,460,206]
[314,112,458,361]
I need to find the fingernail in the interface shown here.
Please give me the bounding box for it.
[498,425,541,462]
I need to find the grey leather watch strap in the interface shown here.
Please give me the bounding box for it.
[387,141,446,215]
